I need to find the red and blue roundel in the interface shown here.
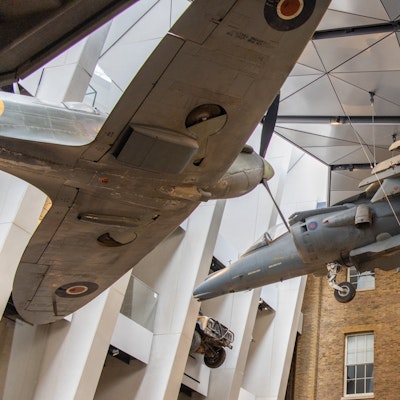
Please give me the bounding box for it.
[308,221,318,231]
[264,0,316,32]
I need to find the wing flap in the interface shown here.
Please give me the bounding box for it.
[350,233,400,271]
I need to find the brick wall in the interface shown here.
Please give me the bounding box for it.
[294,268,400,399]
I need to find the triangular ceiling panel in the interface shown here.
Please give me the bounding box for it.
[296,42,326,72]
[278,123,396,148]
[332,33,400,73]
[304,145,372,165]
[313,32,389,72]
[276,127,354,149]
[330,168,371,205]
[344,124,398,148]
[279,75,342,115]
[328,0,390,20]
[329,146,376,165]
[331,71,400,106]
[330,75,400,115]
[280,74,323,100]
[366,146,392,164]
[330,190,364,205]
[318,9,387,31]
[290,63,324,76]
[330,169,371,192]
[381,0,400,19]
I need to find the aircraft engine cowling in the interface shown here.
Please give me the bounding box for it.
[206,149,273,200]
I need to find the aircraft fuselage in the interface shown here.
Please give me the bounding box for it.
[193,196,400,300]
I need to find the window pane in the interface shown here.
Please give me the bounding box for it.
[347,380,355,395]
[366,335,374,351]
[356,379,365,394]
[347,365,355,379]
[366,364,374,377]
[348,267,375,290]
[347,336,356,352]
[358,273,375,290]
[366,378,374,393]
[347,353,356,364]
[356,364,365,378]
[356,352,366,364]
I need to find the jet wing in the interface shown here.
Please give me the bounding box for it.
[350,233,400,272]
[4,0,330,324]
[0,0,138,84]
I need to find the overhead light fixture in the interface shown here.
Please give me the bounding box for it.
[330,116,342,125]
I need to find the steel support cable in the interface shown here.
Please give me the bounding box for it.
[328,79,400,227]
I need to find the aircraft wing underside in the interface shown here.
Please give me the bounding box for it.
[12,184,197,324]
[1,0,331,323]
[350,233,400,272]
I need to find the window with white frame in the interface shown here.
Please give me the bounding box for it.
[345,333,374,396]
[348,266,375,290]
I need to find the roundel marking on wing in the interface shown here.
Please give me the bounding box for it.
[308,221,318,231]
[55,281,99,298]
[0,99,4,116]
[264,0,316,31]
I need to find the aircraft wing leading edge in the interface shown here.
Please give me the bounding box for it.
[1,0,331,324]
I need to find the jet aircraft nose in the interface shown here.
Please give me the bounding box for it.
[193,269,233,301]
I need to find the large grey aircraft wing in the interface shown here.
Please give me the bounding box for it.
[1,0,331,324]
[350,233,400,272]
[0,0,138,84]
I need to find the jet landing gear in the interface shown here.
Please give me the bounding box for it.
[326,262,356,303]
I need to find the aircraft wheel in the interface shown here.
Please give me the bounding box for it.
[334,282,356,303]
[204,347,226,369]
[190,330,202,353]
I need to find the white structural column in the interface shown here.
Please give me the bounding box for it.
[2,321,49,400]
[94,201,226,399]
[2,272,131,400]
[198,289,261,399]
[0,173,46,318]
[21,23,111,102]
[240,277,307,400]
[33,272,131,400]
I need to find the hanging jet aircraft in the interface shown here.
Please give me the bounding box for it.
[193,144,400,303]
[0,0,330,324]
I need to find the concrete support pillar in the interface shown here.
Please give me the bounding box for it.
[95,201,226,399]
[2,272,131,400]
[0,173,46,318]
[2,321,49,400]
[240,277,307,400]
[200,289,261,399]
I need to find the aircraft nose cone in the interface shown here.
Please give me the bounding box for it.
[192,279,220,301]
[193,269,232,301]
[192,283,210,301]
